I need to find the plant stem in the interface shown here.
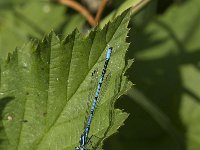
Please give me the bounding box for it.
[95,0,108,24]
[131,0,151,15]
[57,0,96,26]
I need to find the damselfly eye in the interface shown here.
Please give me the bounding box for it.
[75,147,80,150]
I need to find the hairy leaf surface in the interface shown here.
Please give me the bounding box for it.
[0,10,132,150]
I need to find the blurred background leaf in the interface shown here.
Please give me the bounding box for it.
[0,0,85,59]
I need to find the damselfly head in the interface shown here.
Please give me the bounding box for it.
[108,47,113,52]
[75,147,80,150]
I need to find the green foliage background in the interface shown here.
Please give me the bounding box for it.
[0,0,200,150]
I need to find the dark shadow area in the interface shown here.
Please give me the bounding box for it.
[0,96,14,146]
[157,0,188,14]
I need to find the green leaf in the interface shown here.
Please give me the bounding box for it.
[0,10,132,150]
[0,1,85,59]
[181,66,200,150]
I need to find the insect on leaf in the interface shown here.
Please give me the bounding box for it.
[0,9,133,150]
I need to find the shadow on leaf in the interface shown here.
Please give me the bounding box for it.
[0,96,15,147]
